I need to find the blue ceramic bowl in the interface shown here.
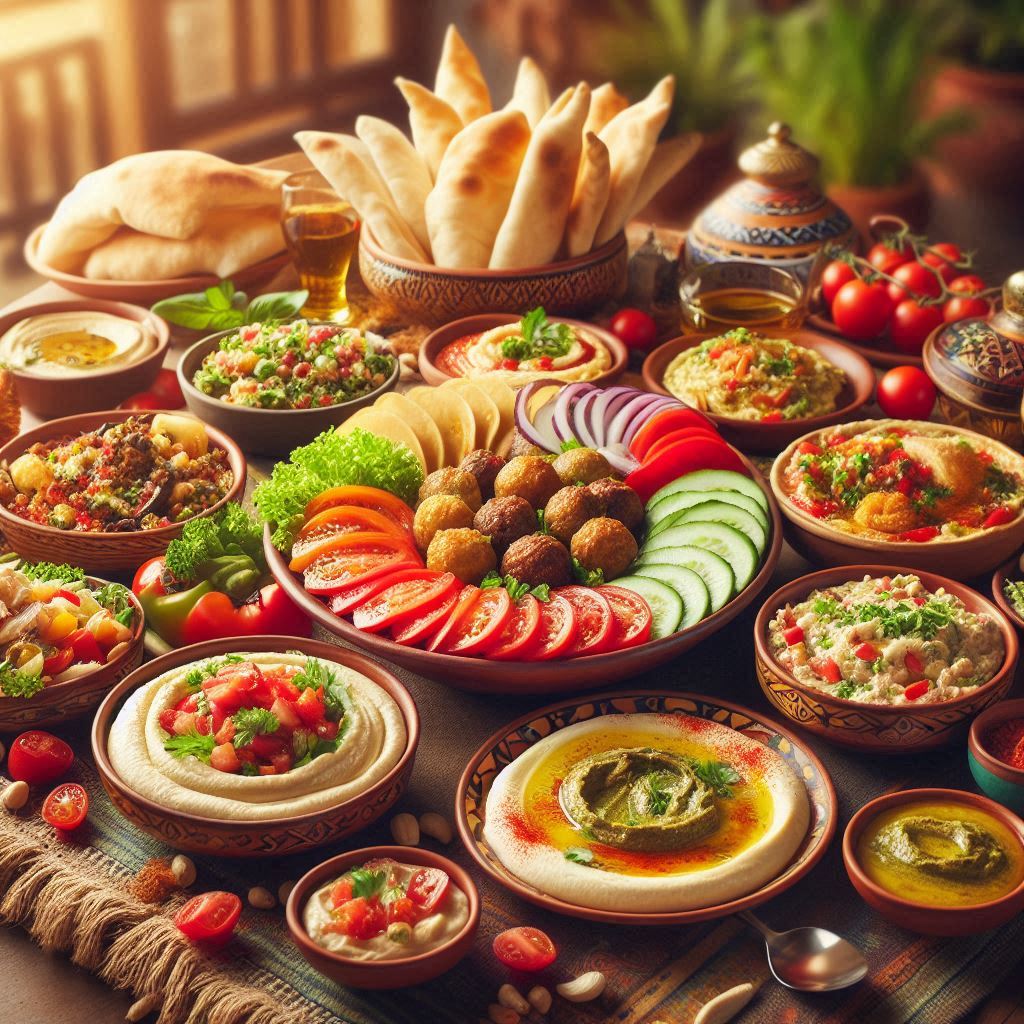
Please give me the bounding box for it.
[968,698,1024,815]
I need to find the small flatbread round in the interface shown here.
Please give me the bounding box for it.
[406,386,475,465]
[336,408,425,472]
[469,378,516,451]
[441,379,499,450]
[374,392,445,473]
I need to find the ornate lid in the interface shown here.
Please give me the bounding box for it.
[738,122,819,187]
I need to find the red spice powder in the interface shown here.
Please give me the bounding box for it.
[127,857,178,903]
[986,718,1024,770]
[501,803,547,847]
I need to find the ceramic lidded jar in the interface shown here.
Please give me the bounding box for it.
[923,271,1024,450]
[685,123,855,280]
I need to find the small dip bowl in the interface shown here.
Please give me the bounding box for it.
[843,788,1024,936]
[679,260,809,333]
[969,698,1024,815]
[286,845,480,989]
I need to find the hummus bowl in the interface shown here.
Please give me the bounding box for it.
[754,566,1018,753]
[456,689,836,925]
[91,635,419,856]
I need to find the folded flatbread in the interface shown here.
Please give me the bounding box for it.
[505,57,551,128]
[565,131,611,257]
[628,132,702,218]
[583,82,630,138]
[395,77,463,181]
[434,25,491,124]
[425,109,531,268]
[38,150,286,272]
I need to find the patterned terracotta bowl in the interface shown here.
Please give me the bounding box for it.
[358,230,629,327]
[0,409,246,574]
[91,635,419,857]
[455,689,837,926]
[286,845,480,989]
[0,576,144,732]
[843,788,1024,935]
[968,698,1024,815]
[754,565,1018,753]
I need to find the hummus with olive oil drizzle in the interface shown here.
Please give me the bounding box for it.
[483,713,809,912]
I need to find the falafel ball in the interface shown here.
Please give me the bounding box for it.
[426,527,496,585]
[459,449,506,502]
[500,533,573,589]
[570,517,638,581]
[543,486,602,546]
[417,467,482,512]
[493,455,562,508]
[552,447,614,486]
[413,494,474,552]
[473,495,537,554]
[508,430,545,460]
[586,478,645,534]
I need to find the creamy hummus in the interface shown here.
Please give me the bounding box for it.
[107,652,406,820]
[483,713,809,912]
[0,311,156,377]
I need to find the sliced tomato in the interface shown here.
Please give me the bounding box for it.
[533,593,577,660]
[629,407,716,461]
[290,506,412,571]
[643,427,723,463]
[41,782,89,831]
[489,595,544,659]
[424,586,481,652]
[43,645,74,676]
[438,587,513,656]
[391,588,462,646]
[406,867,451,912]
[599,585,653,649]
[559,586,615,656]
[66,627,105,665]
[352,571,456,633]
[304,485,415,533]
[292,530,416,575]
[303,544,420,595]
[493,926,557,972]
[625,438,747,504]
[174,892,242,944]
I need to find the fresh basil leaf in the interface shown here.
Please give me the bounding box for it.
[349,868,386,900]
[205,282,234,310]
[245,290,308,325]
[151,292,221,330]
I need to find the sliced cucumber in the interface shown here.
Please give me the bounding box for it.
[634,546,734,612]
[647,487,769,538]
[610,576,683,639]
[649,469,769,514]
[632,563,710,628]
[677,500,768,556]
[640,522,759,591]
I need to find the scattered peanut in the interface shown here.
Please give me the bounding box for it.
[278,879,296,905]
[247,886,276,910]
[693,983,757,1024]
[556,971,606,1003]
[169,855,196,888]
[2,780,29,812]
[497,984,530,1014]
[125,992,160,1021]
[390,811,420,846]
[418,811,453,845]
[527,986,552,1014]
[487,1004,520,1024]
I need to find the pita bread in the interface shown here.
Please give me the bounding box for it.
[468,378,516,451]
[81,209,284,280]
[337,409,426,473]
[394,77,463,182]
[373,392,445,474]
[628,132,702,218]
[355,115,433,256]
[565,131,611,257]
[38,151,286,272]
[434,25,491,124]
[440,379,500,450]
[489,83,589,269]
[505,57,551,128]
[583,82,630,138]
[406,386,475,464]
[425,109,531,269]
[295,130,428,262]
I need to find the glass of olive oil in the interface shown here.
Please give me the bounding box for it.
[281,171,361,323]
[679,261,808,333]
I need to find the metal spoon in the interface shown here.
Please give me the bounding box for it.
[738,910,869,992]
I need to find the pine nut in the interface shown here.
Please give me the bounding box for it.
[170,855,196,887]
[418,811,453,844]
[247,886,276,910]
[527,986,552,1014]
[497,984,530,1014]
[2,780,28,811]
[390,812,420,846]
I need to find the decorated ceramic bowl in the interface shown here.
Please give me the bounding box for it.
[754,565,1018,753]
[969,699,1024,815]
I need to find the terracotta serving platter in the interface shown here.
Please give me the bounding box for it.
[455,689,836,926]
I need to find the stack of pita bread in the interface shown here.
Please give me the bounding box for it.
[297,25,699,271]
[36,151,288,280]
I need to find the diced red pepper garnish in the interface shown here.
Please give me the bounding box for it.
[761,411,783,422]
[782,625,804,646]
[904,680,930,701]
[854,643,877,661]
[809,656,842,684]
[913,596,926,606]
[904,651,923,674]
[725,378,739,392]
[898,526,941,543]
[796,442,822,457]
[983,506,1015,528]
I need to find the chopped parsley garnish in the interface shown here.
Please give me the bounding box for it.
[18,561,85,585]
[835,681,865,700]
[240,762,260,776]
[572,557,604,587]
[164,730,216,762]
[764,354,795,376]
[349,868,387,900]
[231,707,279,748]
[1004,579,1024,618]
[0,660,44,699]
[500,307,573,362]
[689,759,741,798]
[480,571,550,602]
[812,595,954,640]
[645,773,672,816]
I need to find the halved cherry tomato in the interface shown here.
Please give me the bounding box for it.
[489,595,544,659]
[904,680,931,701]
[643,427,723,463]
[559,586,614,656]
[290,506,412,570]
[352,571,456,633]
[304,486,415,533]
[42,645,75,676]
[41,782,89,831]
[391,588,462,646]
[493,926,557,972]
[628,407,715,461]
[425,586,482,652]
[439,587,513,655]
[406,867,451,912]
[533,593,577,660]
[303,544,420,594]
[7,730,74,784]
[625,438,746,504]
[291,530,416,575]
[599,586,653,649]
[174,891,242,944]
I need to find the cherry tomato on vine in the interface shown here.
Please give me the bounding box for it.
[876,366,936,420]
[867,240,913,276]
[889,299,944,355]
[887,261,943,303]
[949,274,986,296]
[943,295,991,323]
[922,242,963,285]
[609,308,657,351]
[821,260,858,306]
[831,280,891,340]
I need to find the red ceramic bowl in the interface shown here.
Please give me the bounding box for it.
[968,698,1024,815]
[754,565,1018,753]
[91,636,419,856]
[286,845,479,989]
[843,788,1024,935]
[641,327,875,453]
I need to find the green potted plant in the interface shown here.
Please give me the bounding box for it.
[747,0,968,238]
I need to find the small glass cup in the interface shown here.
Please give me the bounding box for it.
[679,261,808,333]
[281,171,361,323]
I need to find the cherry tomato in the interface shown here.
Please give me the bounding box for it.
[559,586,615,656]
[493,926,557,972]
[42,645,74,676]
[351,571,457,633]
[922,242,963,285]
[118,391,163,412]
[41,782,89,831]
[889,300,943,355]
[867,240,914,276]
[406,867,451,912]
[599,585,653,648]
[174,891,242,944]
[150,368,185,408]
[7,730,74,785]
[949,274,986,295]
[876,366,936,420]
[821,260,858,306]
[984,506,1016,528]
[942,295,991,323]
[887,261,943,303]
[489,595,544,660]
[609,308,657,350]
[831,280,892,340]
[532,593,578,660]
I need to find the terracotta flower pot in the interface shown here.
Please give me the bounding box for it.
[827,166,931,246]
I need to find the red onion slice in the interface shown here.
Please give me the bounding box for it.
[620,397,682,447]
[515,380,561,452]
[572,390,601,448]
[598,443,639,476]
[589,387,638,447]
[552,382,597,443]
[606,394,674,446]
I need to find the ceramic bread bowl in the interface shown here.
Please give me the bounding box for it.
[286,845,479,989]
[358,230,628,327]
[641,328,875,453]
[0,300,170,418]
[0,409,246,574]
[91,636,419,857]
[753,565,1018,753]
[177,325,401,457]
[842,788,1024,936]
[968,699,1024,815]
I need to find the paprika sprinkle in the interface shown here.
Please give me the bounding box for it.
[985,718,1024,771]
